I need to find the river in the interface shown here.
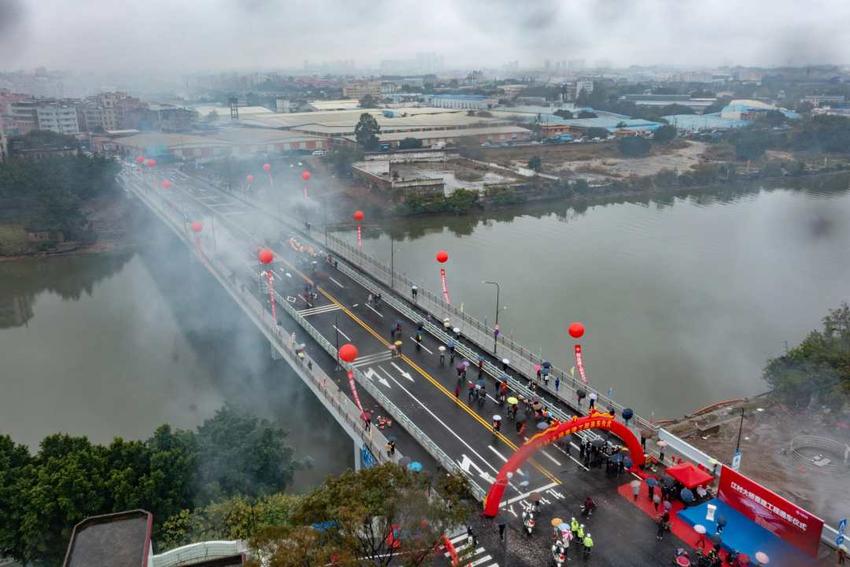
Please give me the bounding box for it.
[337,183,850,419]
[0,218,351,491]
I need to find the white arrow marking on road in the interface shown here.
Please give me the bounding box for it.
[362,366,391,388]
[389,362,414,382]
[457,454,495,484]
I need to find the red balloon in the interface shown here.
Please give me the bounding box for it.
[258,248,274,265]
[568,322,585,339]
[262,163,271,172]
[146,159,156,168]
[436,250,449,264]
[301,170,311,181]
[161,179,172,189]
[353,210,365,222]
[135,156,145,164]
[338,343,359,363]
[191,221,203,233]
[246,174,255,183]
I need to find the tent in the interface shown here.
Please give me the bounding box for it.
[666,462,713,489]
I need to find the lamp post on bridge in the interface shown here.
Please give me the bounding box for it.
[483,280,500,354]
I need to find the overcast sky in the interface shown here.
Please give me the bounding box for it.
[2,0,849,73]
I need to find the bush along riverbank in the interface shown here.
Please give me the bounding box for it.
[387,161,850,218]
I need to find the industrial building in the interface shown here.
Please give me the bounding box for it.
[620,94,717,112]
[425,94,498,110]
[343,125,531,149]
[93,127,327,161]
[342,80,382,99]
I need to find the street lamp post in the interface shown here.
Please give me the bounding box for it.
[483,280,500,354]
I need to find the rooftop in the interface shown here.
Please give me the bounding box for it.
[63,510,151,567]
[345,124,531,143]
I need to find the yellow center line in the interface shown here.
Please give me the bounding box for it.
[318,286,561,486]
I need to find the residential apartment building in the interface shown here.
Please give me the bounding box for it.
[342,80,382,99]
[8,99,80,135]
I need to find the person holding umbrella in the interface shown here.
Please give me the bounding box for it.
[492,414,502,433]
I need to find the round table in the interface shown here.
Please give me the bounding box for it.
[675,556,691,567]
[693,524,707,548]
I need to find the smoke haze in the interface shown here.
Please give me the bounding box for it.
[2,0,850,72]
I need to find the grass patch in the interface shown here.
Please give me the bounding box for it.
[0,224,30,256]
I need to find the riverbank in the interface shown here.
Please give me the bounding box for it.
[664,396,850,526]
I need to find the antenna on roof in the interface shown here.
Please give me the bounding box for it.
[229,97,239,120]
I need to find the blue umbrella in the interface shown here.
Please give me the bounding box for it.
[408,461,423,472]
[646,478,658,487]
[542,361,551,368]
[537,421,550,430]
[680,487,695,503]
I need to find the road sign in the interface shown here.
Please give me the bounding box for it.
[837,518,847,546]
[731,450,742,471]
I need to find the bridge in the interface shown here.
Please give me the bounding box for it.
[119,163,840,565]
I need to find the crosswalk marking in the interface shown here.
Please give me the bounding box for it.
[350,350,394,367]
[297,304,341,316]
[444,529,499,567]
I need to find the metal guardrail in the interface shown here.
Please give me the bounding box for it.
[126,176,487,502]
[153,540,246,567]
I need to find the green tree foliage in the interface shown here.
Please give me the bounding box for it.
[355,113,382,151]
[328,145,365,177]
[527,155,542,171]
[9,130,78,151]
[193,404,299,504]
[577,110,598,118]
[617,136,651,157]
[584,127,609,140]
[790,115,850,153]
[250,464,473,567]
[734,130,769,160]
[757,109,788,127]
[0,405,298,565]
[359,94,379,109]
[0,154,119,236]
[398,137,423,150]
[553,109,573,119]
[653,124,678,144]
[764,303,850,409]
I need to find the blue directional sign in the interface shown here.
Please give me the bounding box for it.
[360,446,377,469]
[837,518,847,546]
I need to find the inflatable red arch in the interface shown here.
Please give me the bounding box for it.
[483,410,645,517]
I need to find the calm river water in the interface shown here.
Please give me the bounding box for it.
[0,219,351,491]
[2,183,849,481]
[340,183,850,418]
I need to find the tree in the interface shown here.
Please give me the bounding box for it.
[0,436,31,560]
[764,302,850,409]
[328,145,364,177]
[193,404,299,504]
[734,131,768,160]
[354,113,381,151]
[398,137,423,150]
[617,136,651,157]
[359,94,378,109]
[577,110,598,118]
[653,124,678,144]
[553,109,573,119]
[527,155,542,171]
[758,109,787,127]
[584,127,609,140]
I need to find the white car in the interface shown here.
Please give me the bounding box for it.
[311,150,327,157]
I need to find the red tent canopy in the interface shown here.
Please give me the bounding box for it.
[666,462,714,489]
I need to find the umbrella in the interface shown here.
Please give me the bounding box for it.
[591,438,606,448]
[507,397,519,405]
[394,340,402,347]
[533,363,541,373]
[558,523,571,532]
[680,488,695,502]
[453,327,460,334]
[408,461,423,472]
[438,345,446,352]
[630,479,641,488]
[398,456,412,468]
[463,360,470,368]
[387,435,398,443]
[537,421,550,430]
[519,480,530,488]
[542,361,551,368]
[717,516,727,528]
[551,517,563,527]
[646,477,659,487]
[492,415,502,422]
[456,362,465,371]
[660,474,675,486]
[532,400,543,411]
[710,533,722,545]
[754,552,769,565]
[530,492,541,502]
[656,440,668,448]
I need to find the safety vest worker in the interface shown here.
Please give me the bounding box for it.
[576,524,585,540]
[583,535,594,549]
[570,517,579,533]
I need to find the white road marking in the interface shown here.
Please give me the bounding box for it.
[539,448,562,467]
[329,276,344,288]
[350,351,394,367]
[409,336,433,354]
[364,302,383,317]
[487,445,526,476]
[389,362,414,382]
[332,325,351,341]
[362,367,391,388]
[502,482,559,506]
[470,555,494,567]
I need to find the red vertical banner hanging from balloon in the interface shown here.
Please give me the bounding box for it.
[301,170,311,199]
[338,344,366,419]
[574,345,588,384]
[266,270,276,323]
[353,210,364,248]
[347,370,364,414]
[263,163,272,189]
[440,268,451,304]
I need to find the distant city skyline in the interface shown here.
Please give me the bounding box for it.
[1,0,850,74]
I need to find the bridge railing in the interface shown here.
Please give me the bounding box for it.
[126,176,487,501]
[152,540,246,567]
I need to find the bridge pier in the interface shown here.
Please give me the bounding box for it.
[270,338,282,360]
[353,439,362,472]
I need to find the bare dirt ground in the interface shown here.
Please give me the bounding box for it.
[666,400,850,526]
[482,140,708,181]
